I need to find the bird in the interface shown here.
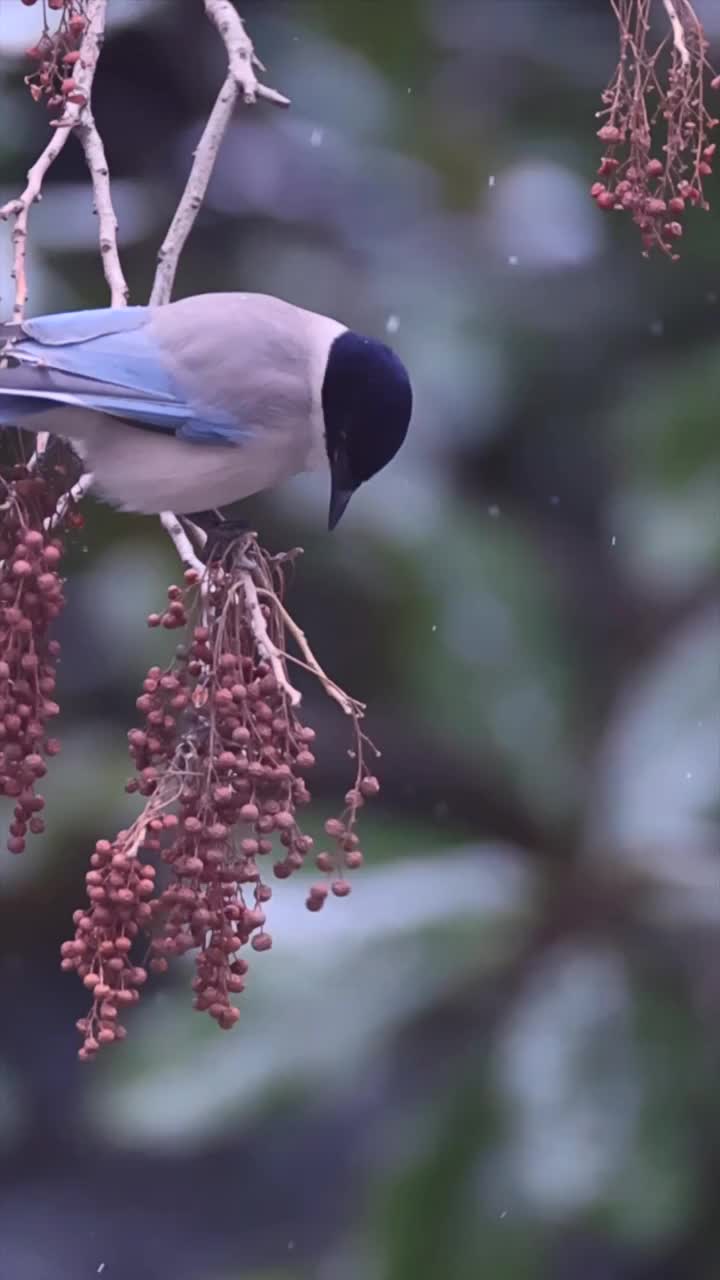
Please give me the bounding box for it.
[0,292,412,529]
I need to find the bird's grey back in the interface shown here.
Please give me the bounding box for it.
[149,293,320,441]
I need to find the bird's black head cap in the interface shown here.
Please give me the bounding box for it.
[322,330,412,529]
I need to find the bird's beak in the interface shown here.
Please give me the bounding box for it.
[328,452,354,530]
[328,486,353,530]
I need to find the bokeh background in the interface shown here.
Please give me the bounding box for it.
[0,1,719,1276]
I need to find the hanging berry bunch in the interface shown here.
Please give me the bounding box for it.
[592,0,718,256]
[61,536,381,1060]
[0,442,82,854]
[23,1,89,117]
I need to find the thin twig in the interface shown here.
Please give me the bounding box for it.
[76,120,129,307]
[257,587,365,719]
[1,128,73,322]
[44,471,94,531]
[0,0,114,321]
[236,569,302,706]
[203,0,290,107]
[149,1,289,306]
[149,73,237,307]
[160,512,207,577]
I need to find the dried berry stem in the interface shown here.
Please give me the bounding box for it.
[235,568,302,707]
[258,588,365,720]
[593,0,718,256]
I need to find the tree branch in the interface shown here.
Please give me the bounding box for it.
[150,1,289,307]
[76,119,129,307]
[203,0,291,107]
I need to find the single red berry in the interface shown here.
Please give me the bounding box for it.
[360,775,380,797]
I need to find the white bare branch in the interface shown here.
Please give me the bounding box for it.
[149,1,289,307]
[661,0,691,68]
[160,512,207,577]
[76,118,129,307]
[203,0,290,107]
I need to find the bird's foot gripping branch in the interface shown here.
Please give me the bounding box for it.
[0,455,380,1059]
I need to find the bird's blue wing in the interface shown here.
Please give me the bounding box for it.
[0,307,247,445]
[22,306,151,346]
[19,307,178,399]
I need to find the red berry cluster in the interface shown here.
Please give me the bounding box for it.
[23,2,88,118]
[0,468,68,853]
[63,545,380,1059]
[61,838,154,1060]
[593,1,719,256]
